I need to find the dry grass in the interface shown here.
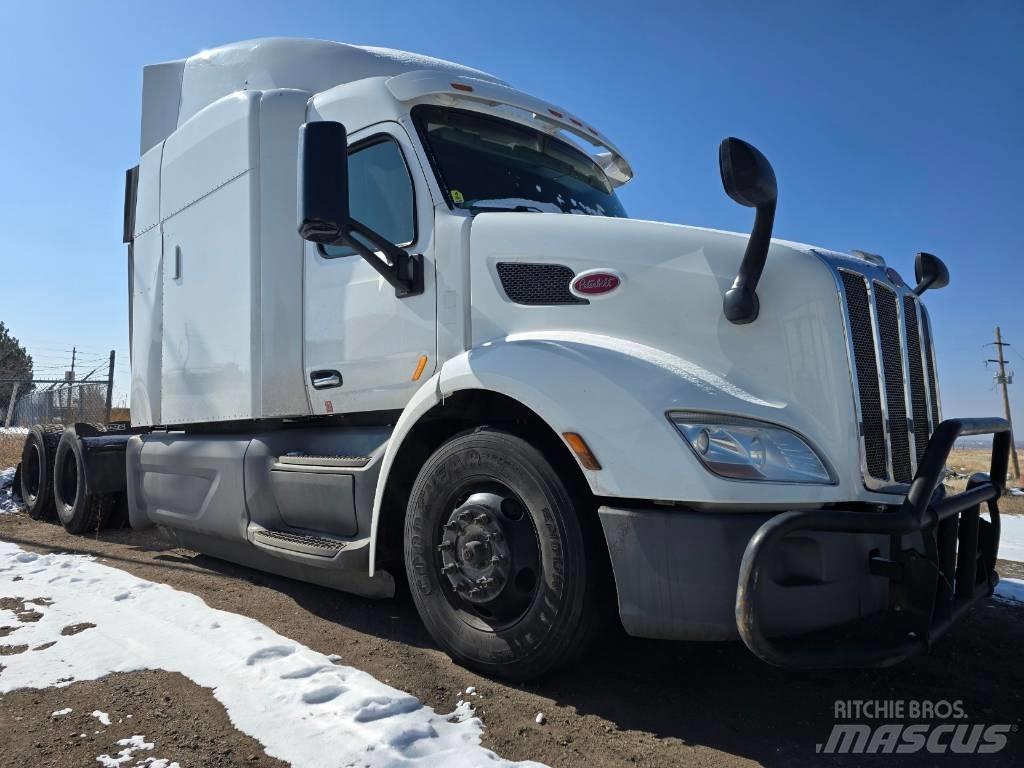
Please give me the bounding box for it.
[0,433,25,469]
[945,447,1024,515]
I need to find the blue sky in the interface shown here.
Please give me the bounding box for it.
[0,1,1021,429]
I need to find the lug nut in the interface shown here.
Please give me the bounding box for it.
[489,554,504,564]
[474,513,490,524]
[442,563,458,574]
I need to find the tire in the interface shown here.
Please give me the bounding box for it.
[404,428,604,680]
[52,426,116,534]
[19,424,65,520]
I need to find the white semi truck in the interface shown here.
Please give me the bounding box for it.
[19,38,1011,679]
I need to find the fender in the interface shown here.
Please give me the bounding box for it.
[369,330,855,576]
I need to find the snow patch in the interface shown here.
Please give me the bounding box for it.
[995,577,1024,605]
[51,707,72,717]
[0,540,545,768]
[1,466,21,514]
[996,514,1024,563]
[96,734,154,767]
[92,710,112,726]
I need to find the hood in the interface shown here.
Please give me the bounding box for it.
[468,212,862,481]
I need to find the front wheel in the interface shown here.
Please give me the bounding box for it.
[404,428,603,680]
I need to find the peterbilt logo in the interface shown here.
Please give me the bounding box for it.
[570,269,622,298]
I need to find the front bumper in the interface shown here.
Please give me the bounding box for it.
[599,417,1010,667]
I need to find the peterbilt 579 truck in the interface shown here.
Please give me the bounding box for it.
[19,38,1011,679]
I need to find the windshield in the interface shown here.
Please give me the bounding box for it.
[412,105,627,218]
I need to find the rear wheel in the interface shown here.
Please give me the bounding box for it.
[404,428,603,680]
[20,425,65,520]
[52,426,116,534]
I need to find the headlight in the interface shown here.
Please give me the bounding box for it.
[668,412,832,484]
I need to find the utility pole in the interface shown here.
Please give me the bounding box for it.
[62,345,76,419]
[988,326,1020,480]
[104,350,115,423]
[4,382,19,427]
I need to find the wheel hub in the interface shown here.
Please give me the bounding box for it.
[438,492,512,604]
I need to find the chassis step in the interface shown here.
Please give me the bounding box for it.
[277,453,371,468]
[251,527,348,557]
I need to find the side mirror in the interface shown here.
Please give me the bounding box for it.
[718,137,778,324]
[912,252,949,296]
[298,121,350,244]
[297,121,422,297]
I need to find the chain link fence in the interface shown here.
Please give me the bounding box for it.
[6,382,112,428]
[1,381,114,470]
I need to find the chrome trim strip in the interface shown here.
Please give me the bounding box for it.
[894,286,918,477]
[829,266,873,488]
[921,304,943,425]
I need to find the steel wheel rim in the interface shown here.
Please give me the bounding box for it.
[58,448,78,513]
[434,481,542,631]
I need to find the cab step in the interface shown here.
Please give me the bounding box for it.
[277,453,371,468]
[251,527,348,557]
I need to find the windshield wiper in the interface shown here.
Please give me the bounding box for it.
[467,204,546,214]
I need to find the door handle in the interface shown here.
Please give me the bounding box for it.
[310,370,342,390]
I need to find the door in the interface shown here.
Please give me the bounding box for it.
[303,122,437,414]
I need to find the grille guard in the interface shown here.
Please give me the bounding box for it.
[735,417,1010,668]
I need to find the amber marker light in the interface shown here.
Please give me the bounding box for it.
[412,355,429,381]
[562,432,602,470]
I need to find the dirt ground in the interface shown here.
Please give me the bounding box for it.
[0,670,288,768]
[1,512,1023,768]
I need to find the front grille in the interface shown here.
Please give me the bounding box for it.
[496,263,588,306]
[838,269,941,488]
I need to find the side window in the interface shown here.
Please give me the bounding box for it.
[323,137,416,257]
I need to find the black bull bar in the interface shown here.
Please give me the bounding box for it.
[736,417,1011,668]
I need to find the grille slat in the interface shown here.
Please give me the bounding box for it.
[876,284,912,482]
[920,308,941,429]
[840,272,888,480]
[839,266,941,488]
[903,295,930,464]
[496,263,588,306]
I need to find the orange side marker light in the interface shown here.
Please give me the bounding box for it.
[412,355,429,381]
[563,432,601,471]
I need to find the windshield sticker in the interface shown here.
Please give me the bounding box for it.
[450,189,465,204]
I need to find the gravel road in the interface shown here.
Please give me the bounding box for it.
[1,511,1022,767]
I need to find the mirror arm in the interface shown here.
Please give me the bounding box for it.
[333,218,424,298]
[724,200,776,324]
[912,276,934,296]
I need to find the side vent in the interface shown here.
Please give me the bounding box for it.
[496,263,589,306]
